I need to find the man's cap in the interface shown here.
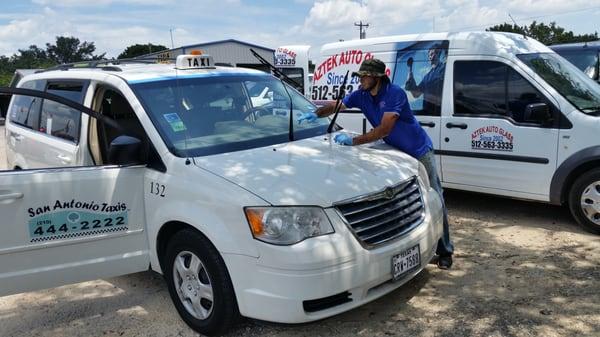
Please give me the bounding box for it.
[352,58,386,77]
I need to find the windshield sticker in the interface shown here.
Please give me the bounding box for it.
[471,126,514,152]
[163,113,187,132]
[27,200,129,243]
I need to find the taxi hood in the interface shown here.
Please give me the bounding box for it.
[193,136,419,207]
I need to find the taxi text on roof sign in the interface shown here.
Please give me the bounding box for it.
[175,54,215,70]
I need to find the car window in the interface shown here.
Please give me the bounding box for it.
[555,50,599,80]
[39,82,85,143]
[454,61,507,116]
[8,80,44,129]
[507,68,552,123]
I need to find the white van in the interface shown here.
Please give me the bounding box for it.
[1,54,443,335]
[312,32,600,234]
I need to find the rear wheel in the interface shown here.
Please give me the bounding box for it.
[164,229,239,336]
[568,168,600,234]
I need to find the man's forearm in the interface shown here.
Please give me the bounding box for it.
[351,127,388,145]
[315,102,345,118]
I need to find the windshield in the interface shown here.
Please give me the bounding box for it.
[132,74,327,157]
[518,53,600,114]
[554,50,599,80]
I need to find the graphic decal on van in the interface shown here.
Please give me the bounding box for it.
[471,126,514,152]
[27,200,129,242]
[392,40,449,117]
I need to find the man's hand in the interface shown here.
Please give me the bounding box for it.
[334,133,353,146]
[297,111,318,124]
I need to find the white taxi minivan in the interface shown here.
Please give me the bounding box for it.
[312,32,600,234]
[0,54,443,335]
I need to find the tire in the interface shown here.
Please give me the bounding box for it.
[164,229,239,336]
[568,168,600,235]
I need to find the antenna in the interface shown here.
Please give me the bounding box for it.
[508,13,527,39]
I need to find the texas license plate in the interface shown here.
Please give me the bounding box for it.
[392,244,421,281]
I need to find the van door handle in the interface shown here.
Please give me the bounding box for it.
[11,133,24,141]
[57,154,72,163]
[419,121,436,128]
[446,123,468,130]
[0,192,24,201]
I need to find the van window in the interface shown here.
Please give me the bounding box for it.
[392,40,449,116]
[454,61,556,124]
[8,80,44,129]
[39,83,85,142]
[518,53,600,115]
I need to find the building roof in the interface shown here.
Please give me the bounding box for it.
[179,39,274,52]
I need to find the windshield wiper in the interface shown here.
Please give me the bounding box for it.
[327,70,350,133]
[250,48,296,141]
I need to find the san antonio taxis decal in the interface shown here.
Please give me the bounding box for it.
[471,126,514,152]
[27,200,129,242]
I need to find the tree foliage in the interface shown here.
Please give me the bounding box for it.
[118,43,168,59]
[487,21,599,45]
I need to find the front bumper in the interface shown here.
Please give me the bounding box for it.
[223,186,444,323]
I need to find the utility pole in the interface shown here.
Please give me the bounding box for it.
[354,21,369,39]
[169,29,175,49]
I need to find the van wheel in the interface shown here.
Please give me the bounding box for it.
[568,169,600,234]
[164,229,239,336]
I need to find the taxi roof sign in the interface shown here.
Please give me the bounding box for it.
[176,54,214,70]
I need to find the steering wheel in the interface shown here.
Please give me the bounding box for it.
[242,106,272,121]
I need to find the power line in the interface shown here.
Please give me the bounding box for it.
[354,21,369,39]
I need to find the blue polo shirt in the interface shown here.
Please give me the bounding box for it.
[343,82,433,159]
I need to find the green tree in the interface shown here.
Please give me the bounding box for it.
[118,43,168,59]
[46,36,105,64]
[487,21,598,45]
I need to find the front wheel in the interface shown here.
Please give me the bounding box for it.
[164,229,239,336]
[568,168,600,234]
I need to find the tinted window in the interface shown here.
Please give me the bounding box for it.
[9,80,44,129]
[507,68,550,123]
[393,40,449,116]
[39,83,84,142]
[454,61,507,116]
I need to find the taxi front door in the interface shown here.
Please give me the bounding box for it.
[0,166,150,296]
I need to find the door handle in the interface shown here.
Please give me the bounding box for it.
[419,121,436,128]
[0,192,24,201]
[11,133,24,141]
[446,123,468,130]
[57,154,72,163]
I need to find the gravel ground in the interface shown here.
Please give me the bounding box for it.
[1,125,599,337]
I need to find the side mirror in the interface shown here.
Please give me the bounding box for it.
[525,103,553,126]
[108,135,145,165]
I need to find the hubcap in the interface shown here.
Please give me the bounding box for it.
[580,180,600,226]
[172,251,214,320]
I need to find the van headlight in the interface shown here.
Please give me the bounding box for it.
[418,162,431,190]
[244,207,334,245]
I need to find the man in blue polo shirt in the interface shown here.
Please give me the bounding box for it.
[298,58,453,269]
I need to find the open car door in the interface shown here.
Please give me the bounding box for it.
[0,88,149,296]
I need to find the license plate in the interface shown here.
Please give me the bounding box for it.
[392,244,421,281]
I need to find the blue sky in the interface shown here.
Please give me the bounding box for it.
[0,0,599,58]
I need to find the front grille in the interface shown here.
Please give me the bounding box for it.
[335,176,424,247]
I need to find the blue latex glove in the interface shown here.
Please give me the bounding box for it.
[334,133,353,146]
[297,111,318,124]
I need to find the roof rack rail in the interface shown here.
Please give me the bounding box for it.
[37,57,177,73]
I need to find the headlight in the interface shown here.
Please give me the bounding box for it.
[418,162,431,190]
[244,207,334,245]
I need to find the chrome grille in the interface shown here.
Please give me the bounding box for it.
[335,176,424,247]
